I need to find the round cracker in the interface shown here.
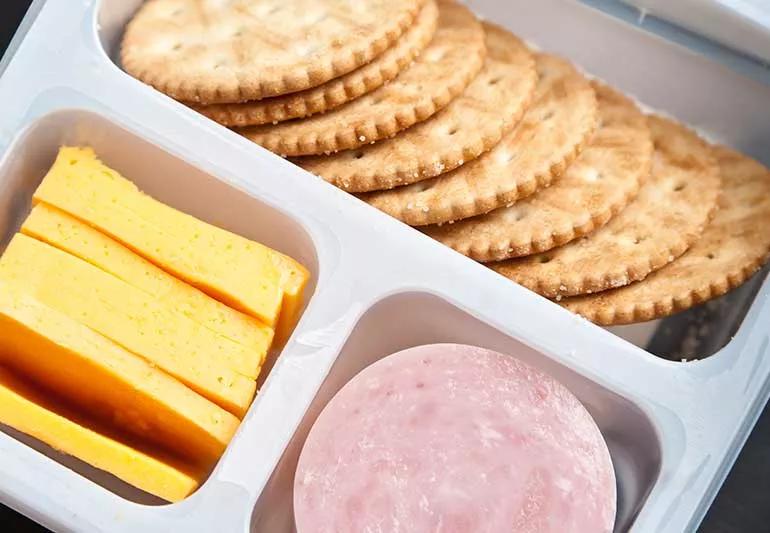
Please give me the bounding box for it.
[298,23,536,193]
[563,147,770,325]
[426,83,652,261]
[121,0,426,105]
[192,1,439,126]
[362,53,597,226]
[491,116,721,299]
[238,0,486,156]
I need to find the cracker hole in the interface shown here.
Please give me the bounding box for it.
[294,42,320,58]
[707,252,716,260]
[172,43,183,52]
[542,110,555,121]
[488,77,502,86]
[538,255,553,264]
[425,49,447,63]
[674,182,687,192]
[69,159,77,166]
[353,151,365,160]
[415,180,436,192]
[447,127,458,136]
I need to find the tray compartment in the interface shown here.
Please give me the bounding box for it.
[0,107,320,503]
[92,0,770,365]
[251,291,662,532]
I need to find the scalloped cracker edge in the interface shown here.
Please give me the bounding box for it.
[298,23,536,193]
[121,0,426,104]
[492,116,721,299]
[237,0,486,156]
[426,83,652,261]
[562,146,770,325]
[363,52,598,226]
[192,1,439,126]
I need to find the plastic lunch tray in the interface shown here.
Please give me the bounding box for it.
[620,0,770,64]
[0,0,769,532]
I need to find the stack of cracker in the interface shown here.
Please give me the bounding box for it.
[121,0,770,326]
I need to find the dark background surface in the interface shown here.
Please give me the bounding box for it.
[0,1,769,531]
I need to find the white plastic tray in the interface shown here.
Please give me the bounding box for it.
[0,0,769,532]
[621,0,770,64]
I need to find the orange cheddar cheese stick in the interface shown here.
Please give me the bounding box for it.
[0,366,202,502]
[0,281,239,465]
[32,147,293,328]
[0,234,257,417]
[22,204,274,364]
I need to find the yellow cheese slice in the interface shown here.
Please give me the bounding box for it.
[269,251,310,344]
[0,281,239,465]
[0,366,201,502]
[0,234,257,417]
[22,203,274,364]
[33,146,298,329]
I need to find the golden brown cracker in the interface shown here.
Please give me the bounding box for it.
[492,116,721,299]
[237,0,485,156]
[563,147,770,325]
[122,0,426,105]
[426,83,652,261]
[362,53,597,226]
[192,1,439,126]
[298,23,536,193]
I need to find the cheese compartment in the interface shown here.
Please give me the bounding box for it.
[0,108,319,503]
[251,292,662,533]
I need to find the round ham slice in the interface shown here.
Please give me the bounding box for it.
[294,343,616,533]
